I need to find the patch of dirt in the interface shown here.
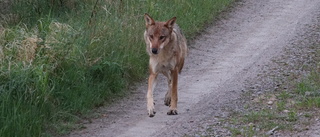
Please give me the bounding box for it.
[67,0,320,137]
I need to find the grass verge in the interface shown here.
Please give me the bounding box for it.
[223,60,320,136]
[0,0,234,136]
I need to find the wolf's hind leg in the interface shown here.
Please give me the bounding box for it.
[167,68,178,115]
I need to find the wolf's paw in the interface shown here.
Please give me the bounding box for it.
[167,109,178,115]
[164,97,171,106]
[148,107,156,117]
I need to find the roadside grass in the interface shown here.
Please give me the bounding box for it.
[0,0,234,136]
[226,66,320,137]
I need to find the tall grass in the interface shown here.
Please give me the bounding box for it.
[0,0,233,136]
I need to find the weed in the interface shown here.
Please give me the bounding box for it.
[278,91,290,100]
[228,127,241,136]
[276,100,286,111]
[287,111,298,122]
[242,125,255,137]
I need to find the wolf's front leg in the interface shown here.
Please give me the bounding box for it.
[167,68,178,115]
[163,71,172,106]
[147,72,158,117]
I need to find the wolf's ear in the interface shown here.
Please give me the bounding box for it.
[165,17,176,29]
[144,13,155,26]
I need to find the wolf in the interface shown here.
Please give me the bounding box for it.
[143,13,188,117]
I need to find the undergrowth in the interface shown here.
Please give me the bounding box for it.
[0,0,233,136]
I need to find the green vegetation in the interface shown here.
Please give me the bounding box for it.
[295,71,320,108]
[225,65,320,136]
[0,0,233,136]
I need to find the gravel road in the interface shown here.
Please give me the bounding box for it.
[68,0,320,136]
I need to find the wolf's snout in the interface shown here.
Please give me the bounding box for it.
[152,48,158,54]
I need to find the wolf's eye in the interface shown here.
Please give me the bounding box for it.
[160,36,166,40]
[149,35,154,39]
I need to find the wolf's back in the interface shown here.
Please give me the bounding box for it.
[173,24,188,73]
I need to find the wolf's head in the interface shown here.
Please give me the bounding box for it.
[144,13,176,55]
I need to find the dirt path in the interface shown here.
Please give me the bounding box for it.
[68,0,320,136]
